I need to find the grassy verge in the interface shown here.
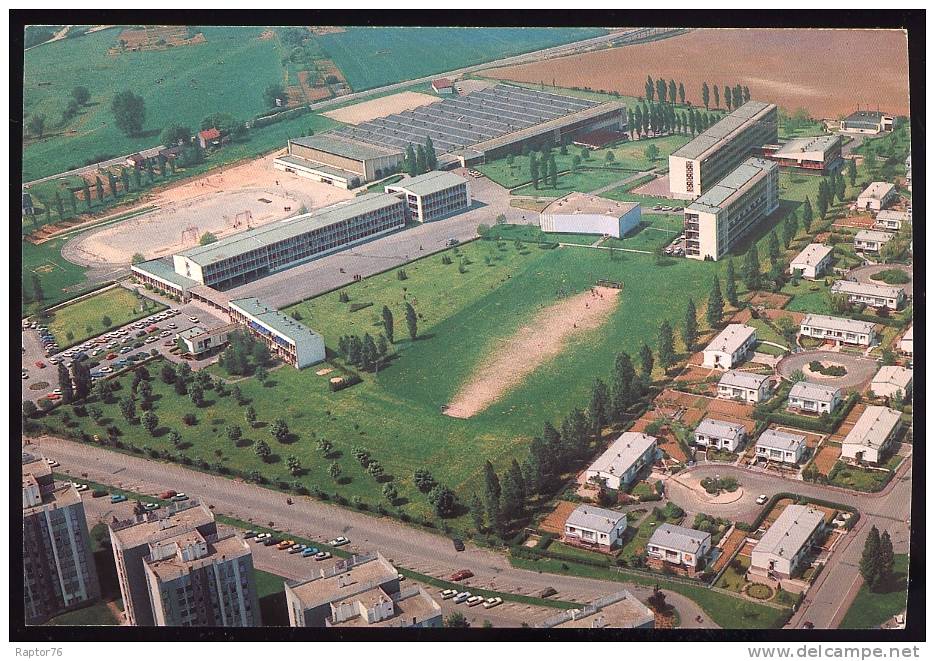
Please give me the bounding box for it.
[839,555,909,629]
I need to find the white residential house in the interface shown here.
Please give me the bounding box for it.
[563,505,628,551]
[870,366,913,400]
[755,429,807,465]
[855,181,896,211]
[717,370,773,404]
[799,314,876,347]
[789,243,833,279]
[646,523,712,571]
[702,324,757,369]
[840,406,901,465]
[830,280,905,310]
[875,209,910,231]
[750,505,825,580]
[584,432,658,491]
[899,326,913,355]
[787,381,844,415]
[693,418,747,452]
[854,229,895,253]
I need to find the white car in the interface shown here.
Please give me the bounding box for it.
[453,592,471,604]
[483,597,503,609]
[45,458,60,467]
[100,366,113,373]
[440,589,458,600]
[189,316,199,323]
[75,484,89,492]
[756,494,769,505]
[329,536,350,547]
[466,595,485,607]
[145,336,158,344]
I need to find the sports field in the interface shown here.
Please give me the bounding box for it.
[47,286,166,347]
[22,238,89,314]
[313,27,608,92]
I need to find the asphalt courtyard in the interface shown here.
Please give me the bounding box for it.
[776,350,879,392]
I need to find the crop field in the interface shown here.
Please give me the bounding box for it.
[23,26,284,180]
[45,241,720,528]
[313,27,608,92]
[46,286,166,348]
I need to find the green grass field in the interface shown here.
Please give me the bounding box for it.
[22,238,90,315]
[314,27,607,92]
[46,286,166,348]
[782,279,833,315]
[839,554,909,629]
[44,600,119,626]
[512,168,640,198]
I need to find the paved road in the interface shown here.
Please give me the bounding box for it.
[775,350,879,392]
[31,435,713,628]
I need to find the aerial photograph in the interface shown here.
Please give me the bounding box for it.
[14,14,922,646]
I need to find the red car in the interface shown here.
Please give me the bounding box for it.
[449,569,474,582]
[106,352,118,360]
[46,393,62,401]
[159,490,177,500]
[34,361,45,368]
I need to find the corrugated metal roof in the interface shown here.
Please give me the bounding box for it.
[291,134,402,161]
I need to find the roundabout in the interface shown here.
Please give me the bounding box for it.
[846,263,913,297]
[777,350,878,391]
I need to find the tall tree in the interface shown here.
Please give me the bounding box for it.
[657,321,675,372]
[668,79,676,105]
[30,273,44,302]
[767,230,781,265]
[57,363,74,404]
[548,154,558,188]
[682,298,698,352]
[381,305,394,343]
[743,86,751,103]
[529,153,539,189]
[725,257,738,306]
[94,177,104,205]
[713,84,720,109]
[627,108,636,139]
[701,81,710,109]
[415,144,427,174]
[734,85,744,107]
[859,525,883,589]
[801,197,814,231]
[639,342,654,379]
[878,529,895,590]
[111,90,146,136]
[469,492,485,531]
[404,144,418,176]
[847,158,857,187]
[645,75,654,101]
[742,245,760,291]
[634,106,643,138]
[424,136,438,170]
[82,180,92,211]
[656,78,666,104]
[678,82,685,105]
[610,352,636,421]
[588,378,610,433]
[707,278,724,328]
[483,460,502,533]
[724,86,732,111]
[405,302,418,340]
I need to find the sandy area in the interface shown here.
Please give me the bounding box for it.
[444,286,620,418]
[482,28,909,118]
[323,91,442,125]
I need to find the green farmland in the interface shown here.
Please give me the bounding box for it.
[314,27,607,92]
[46,286,166,348]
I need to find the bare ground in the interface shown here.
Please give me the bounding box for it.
[444,286,621,418]
[323,91,442,125]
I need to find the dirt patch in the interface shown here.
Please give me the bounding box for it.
[323,91,442,125]
[712,528,748,572]
[482,28,909,118]
[746,291,792,309]
[631,174,671,197]
[444,287,621,418]
[315,368,334,376]
[813,443,841,475]
[310,26,347,36]
[539,500,578,535]
[258,30,275,41]
[828,402,868,442]
[760,308,804,326]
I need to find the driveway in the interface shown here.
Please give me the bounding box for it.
[845,263,914,297]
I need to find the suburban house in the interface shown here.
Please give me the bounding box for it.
[855,181,897,211]
[693,418,747,452]
[563,505,628,551]
[431,78,454,94]
[702,324,758,369]
[717,370,773,404]
[198,127,223,150]
[875,209,910,231]
[749,505,825,580]
[646,523,712,574]
[840,406,902,465]
[899,326,913,355]
[870,366,913,400]
[787,381,843,415]
[854,229,895,253]
[799,314,877,347]
[830,279,905,310]
[755,429,807,465]
[584,432,657,491]
[789,243,833,279]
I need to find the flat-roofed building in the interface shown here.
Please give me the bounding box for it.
[831,279,905,310]
[384,171,471,222]
[750,505,825,579]
[646,523,712,572]
[875,209,910,231]
[285,553,441,628]
[683,158,779,261]
[702,323,758,369]
[274,135,405,188]
[538,590,654,629]
[761,134,842,172]
[854,229,896,253]
[800,314,876,346]
[132,258,198,302]
[109,501,217,626]
[669,101,778,199]
[755,429,807,465]
[856,182,897,211]
[176,323,238,357]
[539,193,641,238]
[840,406,902,465]
[787,381,844,415]
[870,366,913,400]
[143,530,260,627]
[840,110,894,135]
[22,451,100,624]
[899,326,913,355]
[229,298,325,369]
[584,432,657,491]
[563,505,627,551]
[717,370,772,403]
[789,243,833,279]
[172,193,408,290]
[693,418,747,452]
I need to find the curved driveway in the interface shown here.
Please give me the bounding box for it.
[777,350,878,391]
[845,263,913,297]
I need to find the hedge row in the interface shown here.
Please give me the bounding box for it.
[754,393,858,434]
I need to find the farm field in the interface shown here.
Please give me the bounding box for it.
[314,27,608,92]
[46,286,166,348]
[44,242,721,529]
[482,28,910,118]
[839,554,909,629]
[23,26,284,180]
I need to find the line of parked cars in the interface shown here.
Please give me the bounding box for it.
[652,204,684,212]
[439,589,502,609]
[243,531,349,560]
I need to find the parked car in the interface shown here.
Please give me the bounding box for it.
[329,536,350,547]
[46,393,62,401]
[189,316,200,323]
[110,494,128,503]
[466,596,485,607]
[449,569,474,582]
[171,493,189,502]
[288,544,306,554]
[263,537,279,546]
[91,489,107,498]
[44,458,59,467]
[483,597,503,609]
[452,538,465,552]
[315,551,332,561]
[277,540,294,550]
[756,494,769,505]
[301,547,320,557]
[243,531,259,539]
[34,361,45,368]
[453,592,471,604]
[74,484,89,492]
[440,589,458,600]
[144,502,161,511]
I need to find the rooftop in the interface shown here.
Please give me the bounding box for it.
[695,417,745,441]
[842,110,890,127]
[144,532,250,583]
[432,78,453,88]
[843,406,901,451]
[875,210,911,222]
[858,181,896,201]
[830,279,903,300]
[109,501,215,549]
[871,366,913,390]
[541,192,639,217]
[756,428,806,452]
[902,326,913,342]
[386,170,468,197]
[719,369,771,390]
[587,432,657,478]
[132,258,198,291]
[801,314,876,335]
[229,298,323,346]
[855,229,896,243]
[789,380,842,403]
[672,101,776,161]
[327,585,441,628]
[565,504,627,534]
[287,553,399,610]
[540,590,654,629]
[704,323,757,356]
[647,523,712,554]
[791,243,833,267]
[754,504,824,558]
[274,154,361,181]
[772,135,841,159]
[687,158,777,215]
[290,134,403,162]
[23,483,82,515]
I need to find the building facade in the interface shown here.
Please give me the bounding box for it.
[899,326,913,355]
[839,110,894,135]
[539,193,641,238]
[702,323,758,369]
[750,505,825,580]
[384,171,471,222]
[275,134,404,188]
[787,381,843,415]
[871,366,912,400]
[176,323,238,357]
[646,523,712,573]
[563,505,628,551]
[229,298,326,369]
[693,418,747,452]
[584,432,657,491]
[755,429,807,465]
[799,314,877,346]
[717,370,772,403]
[830,279,905,310]
[840,406,901,465]
[856,182,897,212]
[875,210,910,231]
[854,229,896,253]
[789,243,833,279]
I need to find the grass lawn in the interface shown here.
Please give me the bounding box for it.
[544,540,615,564]
[21,238,90,315]
[716,555,750,592]
[839,554,909,629]
[512,168,638,198]
[828,462,893,492]
[599,185,681,211]
[44,601,119,626]
[47,286,166,348]
[483,225,601,246]
[604,214,682,252]
[254,569,290,626]
[314,27,607,92]
[782,279,834,315]
[45,242,722,533]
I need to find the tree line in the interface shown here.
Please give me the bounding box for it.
[403,137,438,177]
[700,82,751,111]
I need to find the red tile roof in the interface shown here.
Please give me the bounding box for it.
[432,78,453,89]
[199,127,221,141]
